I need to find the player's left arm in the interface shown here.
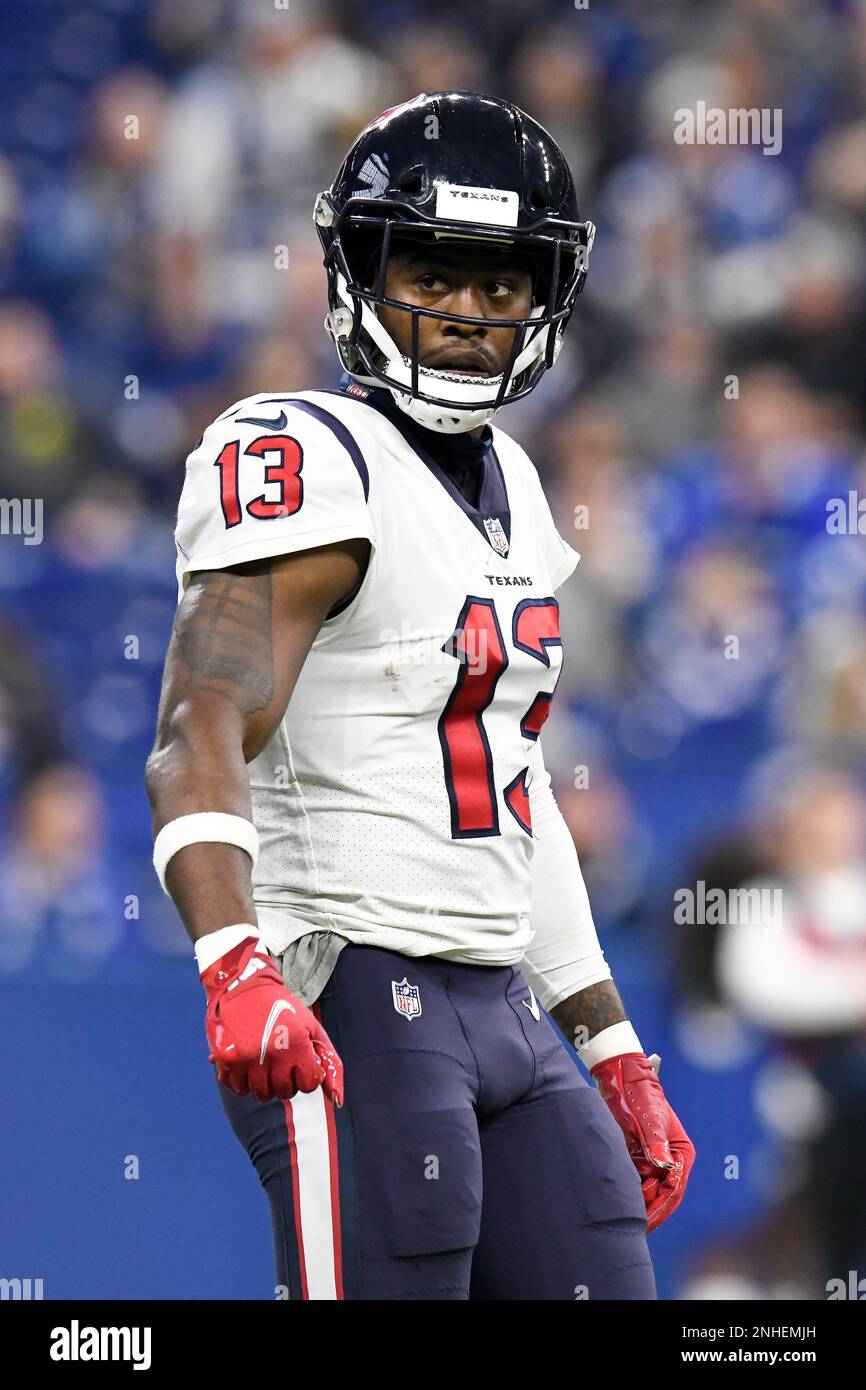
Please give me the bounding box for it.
[523,739,696,1233]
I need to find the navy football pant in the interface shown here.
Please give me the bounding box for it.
[217,943,657,1300]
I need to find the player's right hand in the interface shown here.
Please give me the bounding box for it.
[201,935,343,1106]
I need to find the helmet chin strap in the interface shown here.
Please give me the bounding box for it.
[389,366,504,434]
[331,269,552,434]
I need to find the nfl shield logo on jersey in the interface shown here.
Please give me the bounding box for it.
[391,977,422,1021]
[483,515,509,557]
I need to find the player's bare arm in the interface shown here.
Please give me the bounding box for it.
[143,539,368,1109]
[145,539,369,945]
[551,978,627,1046]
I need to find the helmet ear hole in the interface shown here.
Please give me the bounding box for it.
[397,170,424,195]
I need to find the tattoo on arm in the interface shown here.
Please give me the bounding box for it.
[551,979,627,1052]
[173,563,274,718]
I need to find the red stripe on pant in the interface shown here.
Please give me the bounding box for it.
[323,1093,344,1300]
[316,995,345,1301]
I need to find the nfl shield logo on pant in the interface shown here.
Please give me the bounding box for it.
[391,977,422,1021]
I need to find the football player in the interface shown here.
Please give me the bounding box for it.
[146,92,694,1300]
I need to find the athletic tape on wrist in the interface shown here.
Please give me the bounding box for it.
[194,923,261,974]
[153,812,259,894]
[578,1020,644,1071]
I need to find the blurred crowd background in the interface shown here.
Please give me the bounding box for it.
[1,0,865,1300]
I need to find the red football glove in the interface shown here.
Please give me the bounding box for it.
[590,1052,695,1233]
[201,935,343,1107]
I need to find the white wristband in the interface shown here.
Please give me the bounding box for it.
[194,923,261,974]
[578,1021,644,1071]
[153,813,259,893]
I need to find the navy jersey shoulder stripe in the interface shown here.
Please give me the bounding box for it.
[256,397,370,502]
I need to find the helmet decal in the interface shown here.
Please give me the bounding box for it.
[433,183,520,227]
[353,152,390,199]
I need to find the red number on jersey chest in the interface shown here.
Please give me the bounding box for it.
[438,595,562,839]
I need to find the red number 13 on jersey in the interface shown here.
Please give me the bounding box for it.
[438,595,562,839]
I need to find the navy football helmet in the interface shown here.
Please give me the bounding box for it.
[313,91,595,433]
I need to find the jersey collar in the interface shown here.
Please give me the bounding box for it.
[337,374,493,465]
[337,374,511,556]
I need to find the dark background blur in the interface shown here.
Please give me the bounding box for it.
[1,0,865,1300]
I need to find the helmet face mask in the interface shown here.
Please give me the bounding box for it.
[314,92,595,434]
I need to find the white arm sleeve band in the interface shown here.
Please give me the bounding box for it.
[520,739,613,1013]
[153,812,259,894]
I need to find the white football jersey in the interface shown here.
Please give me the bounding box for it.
[174,384,579,964]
